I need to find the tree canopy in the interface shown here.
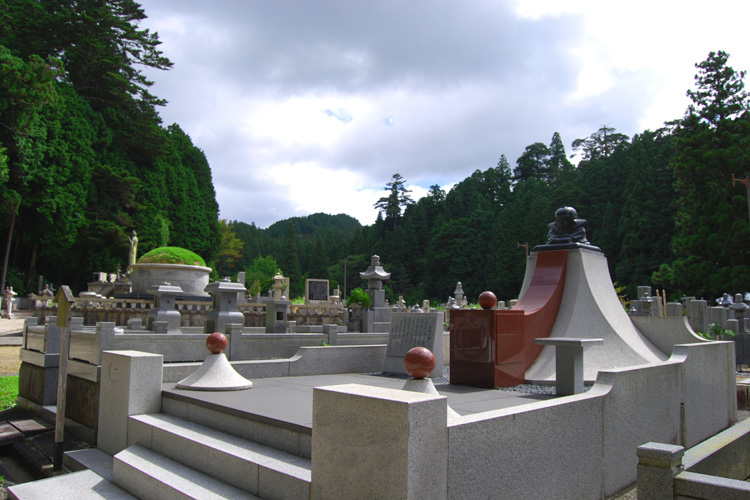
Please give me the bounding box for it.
[0,0,219,293]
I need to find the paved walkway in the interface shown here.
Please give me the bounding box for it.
[0,317,25,346]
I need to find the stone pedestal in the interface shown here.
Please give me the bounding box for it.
[535,338,603,395]
[311,384,448,500]
[97,351,163,455]
[636,442,684,500]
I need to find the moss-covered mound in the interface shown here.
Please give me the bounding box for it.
[137,247,206,267]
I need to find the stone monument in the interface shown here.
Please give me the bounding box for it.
[127,230,138,267]
[359,255,392,333]
[384,312,443,377]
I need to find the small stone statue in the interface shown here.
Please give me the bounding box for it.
[547,207,589,245]
[128,230,138,266]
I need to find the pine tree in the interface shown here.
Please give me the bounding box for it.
[572,126,629,164]
[374,173,414,230]
[669,51,750,298]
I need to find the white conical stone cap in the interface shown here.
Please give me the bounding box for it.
[176,353,253,391]
[401,378,461,420]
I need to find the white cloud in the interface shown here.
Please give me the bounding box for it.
[139,0,750,228]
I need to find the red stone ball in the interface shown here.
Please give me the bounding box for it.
[206,332,228,354]
[478,291,498,310]
[404,347,436,379]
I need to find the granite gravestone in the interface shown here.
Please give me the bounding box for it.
[383,312,443,378]
[305,279,330,304]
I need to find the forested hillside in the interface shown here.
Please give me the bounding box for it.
[0,0,220,293]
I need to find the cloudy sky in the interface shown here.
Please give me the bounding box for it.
[137,0,750,228]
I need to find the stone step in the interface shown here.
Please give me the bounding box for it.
[161,392,312,459]
[128,413,311,500]
[113,444,259,500]
[65,448,115,481]
[8,469,135,500]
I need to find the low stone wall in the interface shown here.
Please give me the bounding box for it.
[28,296,345,328]
[630,315,706,355]
[162,345,388,383]
[637,418,750,499]
[446,341,736,499]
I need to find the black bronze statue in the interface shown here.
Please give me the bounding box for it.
[547,207,589,245]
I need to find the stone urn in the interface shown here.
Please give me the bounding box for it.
[129,263,211,296]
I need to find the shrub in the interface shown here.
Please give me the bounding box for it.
[346,287,371,309]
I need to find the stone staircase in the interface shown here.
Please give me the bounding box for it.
[9,393,312,500]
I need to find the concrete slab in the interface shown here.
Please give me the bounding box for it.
[8,469,136,500]
[162,374,555,430]
[65,448,115,481]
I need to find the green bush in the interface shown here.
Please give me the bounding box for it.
[138,247,206,266]
[346,287,371,309]
[696,323,735,340]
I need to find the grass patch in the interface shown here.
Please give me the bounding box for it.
[0,376,18,411]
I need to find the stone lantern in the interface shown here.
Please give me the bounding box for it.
[267,271,291,333]
[272,271,285,300]
[358,255,392,333]
[147,282,183,334]
[204,278,246,334]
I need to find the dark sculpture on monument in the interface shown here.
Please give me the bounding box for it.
[536,206,600,252]
[547,206,588,244]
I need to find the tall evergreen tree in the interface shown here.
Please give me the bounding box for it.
[668,51,750,298]
[572,125,629,164]
[514,142,550,183]
[374,173,414,230]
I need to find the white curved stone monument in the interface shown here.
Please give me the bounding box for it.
[525,248,668,384]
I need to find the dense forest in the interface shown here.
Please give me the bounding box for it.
[2,1,749,306]
[0,0,220,293]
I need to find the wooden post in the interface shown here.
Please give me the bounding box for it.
[53,285,74,471]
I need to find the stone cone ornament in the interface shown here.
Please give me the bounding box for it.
[401,347,460,419]
[177,332,253,391]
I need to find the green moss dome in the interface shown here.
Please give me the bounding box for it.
[137,247,206,267]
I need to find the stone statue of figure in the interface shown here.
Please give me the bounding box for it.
[547,207,589,245]
[128,230,138,266]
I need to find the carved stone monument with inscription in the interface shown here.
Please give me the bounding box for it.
[383,312,443,377]
[305,279,329,305]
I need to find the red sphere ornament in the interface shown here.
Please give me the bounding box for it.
[404,347,436,379]
[478,291,498,310]
[206,332,228,354]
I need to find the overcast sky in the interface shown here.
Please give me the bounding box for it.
[137,0,750,229]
